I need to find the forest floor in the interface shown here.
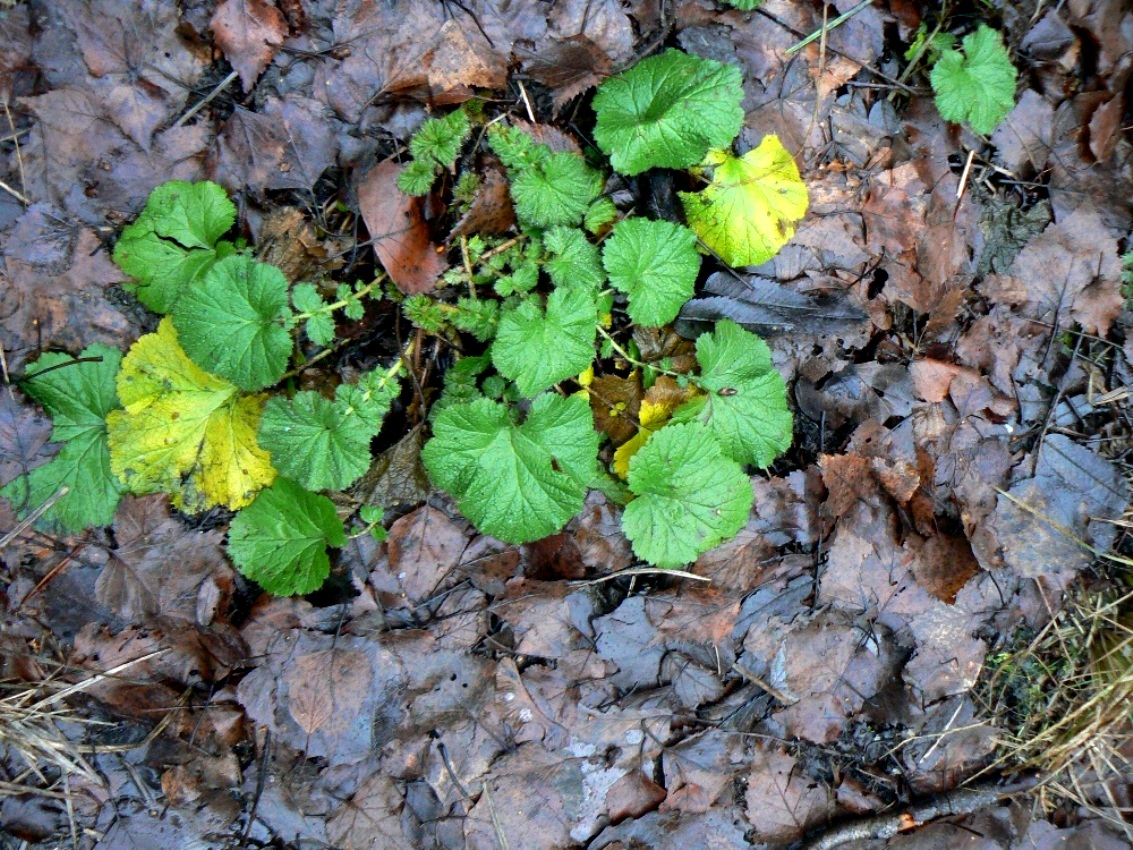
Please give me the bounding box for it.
[2,0,1133,847]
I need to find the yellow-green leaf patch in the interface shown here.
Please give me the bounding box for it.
[680,136,809,268]
[107,318,276,513]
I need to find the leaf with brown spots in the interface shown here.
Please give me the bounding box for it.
[357,159,449,295]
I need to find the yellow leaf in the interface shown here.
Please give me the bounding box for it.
[680,135,808,268]
[611,376,702,479]
[107,318,276,512]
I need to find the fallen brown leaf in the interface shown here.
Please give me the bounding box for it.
[210,0,288,91]
[357,159,449,295]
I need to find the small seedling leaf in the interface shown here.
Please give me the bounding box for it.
[930,25,1017,135]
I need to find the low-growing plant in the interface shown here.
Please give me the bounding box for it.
[909,22,1017,136]
[3,48,809,594]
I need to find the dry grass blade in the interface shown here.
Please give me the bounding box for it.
[978,585,1133,837]
[0,649,167,787]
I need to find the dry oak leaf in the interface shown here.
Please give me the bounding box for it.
[358,159,448,294]
[210,0,287,91]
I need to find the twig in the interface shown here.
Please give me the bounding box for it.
[482,780,510,850]
[580,567,711,586]
[0,175,30,206]
[732,661,798,705]
[3,99,28,205]
[174,70,239,128]
[785,0,875,55]
[956,149,976,200]
[757,7,919,95]
[800,774,1040,850]
[0,486,69,549]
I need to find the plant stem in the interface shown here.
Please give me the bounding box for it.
[595,326,681,378]
[292,275,386,322]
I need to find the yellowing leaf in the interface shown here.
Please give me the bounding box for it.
[107,318,276,512]
[612,376,700,478]
[680,136,808,268]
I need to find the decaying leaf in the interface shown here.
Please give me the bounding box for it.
[210,0,288,91]
[357,159,449,295]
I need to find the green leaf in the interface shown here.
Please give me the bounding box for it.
[602,219,700,326]
[492,287,597,397]
[421,394,598,544]
[113,180,237,314]
[258,392,375,492]
[671,320,791,467]
[584,197,619,234]
[172,254,293,391]
[509,151,604,229]
[227,478,346,596]
[291,283,335,346]
[145,180,238,250]
[0,346,124,532]
[397,159,440,197]
[431,354,489,416]
[487,125,544,171]
[930,25,1017,135]
[107,318,276,512]
[544,227,605,291]
[451,296,500,342]
[680,136,809,268]
[592,49,745,176]
[622,422,751,568]
[337,369,400,428]
[409,109,471,168]
[258,369,398,493]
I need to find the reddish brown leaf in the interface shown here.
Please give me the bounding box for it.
[495,580,581,658]
[96,495,234,625]
[257,207,348,283]
[605,771,666,822]
[357,159,449,295]
[522,35,613,112]
[570,491,634,574]
[213,96,338,193]
[386,505,469,604]
[449,159,515,240]
[661,731,745,813]
[0,204,133,372]
[588,372,642,446]
[423,20,508,93]
[744,744,835,841]
[284,648,372,736]
[989,208,1125,336]
[326,772,408,849]
[210,0,288,91]
[769,611,895,743]
[235,629,404,759]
